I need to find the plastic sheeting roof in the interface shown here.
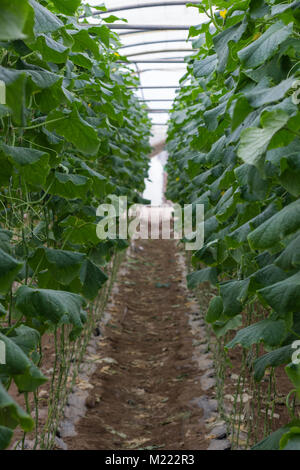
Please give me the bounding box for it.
[84,1,207,144]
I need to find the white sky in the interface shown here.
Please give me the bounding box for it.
[83,1,207,144]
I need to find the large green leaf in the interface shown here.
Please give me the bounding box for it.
[28,247,85,285]
[0,333,47,392]
[15,286,85,336]
[1,144,50,187]
[254,345,293,381]
[32,34,69,63]
[187,267,218,289]
[275,234,300,270]
[0,66,26,125]
[60,216,100,246]
[238,21,293,67]
[46,108,100,156]
[29,0,64,34]
[47,172,90,200]
[0,0,30,41]
[252,420,300,450]
[226,319,287,350]
[0,425,13,450]
[244,77,294,108]
[0,249,23,295]
[80,260,108,300]
[51,0,81,15]
[248,200,300,250]
[193,54,218,77]
[10,325,40,357]
[206,296,223,323]
[213,20,247,71]
[238,109,290,170]
[0,381,33,434]
[219,278,250,317]
[259,271,300,314]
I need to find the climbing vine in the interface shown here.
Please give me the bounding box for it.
[166,0,300,450]
[0,0,150,449]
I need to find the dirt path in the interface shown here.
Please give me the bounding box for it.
[65,239,211,450]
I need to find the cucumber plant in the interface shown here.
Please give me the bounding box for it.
[166,0,300,449]
[0,0,151,449]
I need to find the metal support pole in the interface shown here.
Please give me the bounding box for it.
[119,59,185,63]
[80,2,199,17]
[128,86,179,88]
[106,24,190,30]
[120,39,192,49]
[125,48,192,57]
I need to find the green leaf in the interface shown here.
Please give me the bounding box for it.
[248,200,300,250]
[0,425,13,450]
[0,381,33,433]
[0,333,47,392]
[238,21,293,67]
[51,0,81,15]
[0,66,26,125]
[275,234,300,270]
[0,230,12,254]
[0,0,30,41]
[206,296,223,323]
[226,319,287,350]
[212,315,243,338]
[60,216,99,246]
[259,271,300,314]
[0,249,23,295]
[80,259,108,300]
[238,109,290,171]
[32,34,69,63]
[220,278,250,317]
[47,172,89,200]
[46,108,100,156]
[245,77,294,108]
[213,20,247,71]
[15,286,85,335]
[193,54,218,78]
[254,345,293,381]
[187,267,218,289]
[28,247,85,286]
[10,325,40,357]
[76,160,107,197]
[1,144,50,187]
[29,0,64,34]
[252,420,300,450]
[235,163,268,201]
[70,29,100,58]
[280,427,300,450]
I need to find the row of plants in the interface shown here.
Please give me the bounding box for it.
[0,0,151,449]
[166,0,300,450]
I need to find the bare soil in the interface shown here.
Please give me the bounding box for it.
[65,239,209,450]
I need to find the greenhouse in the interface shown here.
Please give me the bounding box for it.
[0,0,300,454]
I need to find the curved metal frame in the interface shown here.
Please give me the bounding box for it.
[125,48,192,57]
[120,39,191,49]
[83,2,198,16]
[106,24,190,30]
[87,3,192,126]
[120,59,185,63]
